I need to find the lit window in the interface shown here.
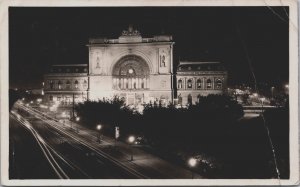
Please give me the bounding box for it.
[187,79,193,89]
[58,81,62,89]
[206,79,212,89]
[83,80,88,89]
[197,79,202,89]
[50,80,54,89]
[75,80,79,89]
[215,79,222,89]
[178,79,183,89]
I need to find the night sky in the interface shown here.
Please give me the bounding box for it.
[9,7,289,89]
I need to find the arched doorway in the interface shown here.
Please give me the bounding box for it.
[188,94,192,105]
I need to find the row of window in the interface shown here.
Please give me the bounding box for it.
[112,78,149,90]
[49,95,87,103]
[48,80,88,90]
[177,78,223,90]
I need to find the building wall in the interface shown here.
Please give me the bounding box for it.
[88,42,174,105]
[44,73,88,104]
[176,73,227,105]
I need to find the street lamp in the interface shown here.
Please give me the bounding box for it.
[285,84,289,88]
[188,157,197,179]
[128,136,135,161]
[96,125,102,143]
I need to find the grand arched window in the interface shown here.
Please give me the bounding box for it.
[196,79,202,89]
[112,55,150,90]
[187,79,193,89]
[215,79,222,89]
[178,79,183,89]
[206,79,212,89]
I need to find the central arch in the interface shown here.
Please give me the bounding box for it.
[112,55,150,90]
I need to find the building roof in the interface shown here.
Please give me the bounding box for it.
[49,64,88,74]
[177,61,226,72]
[89,25,172,44]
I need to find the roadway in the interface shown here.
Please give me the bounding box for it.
[11,103,202,179]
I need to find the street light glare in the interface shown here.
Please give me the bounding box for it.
[253,93,258,97]
[128,136,135,143]
[285,84,289,88]
[96,125,102,130]
[76,117,80,121]
[188,158,197,167]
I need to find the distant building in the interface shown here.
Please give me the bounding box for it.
[43,64,88,105]
[44,26,227,106]
[176,61,227,105]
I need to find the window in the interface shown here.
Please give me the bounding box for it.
[66,80,71,89]
[178,95,182,105]
[188,66,192,70]
[57,97,61,101]
[188,94,192,105]
[50,80,54,89]
[206,79,212,89]
[66,68,70,72]
[83,80,88,89]
[74,80,79,89]
[49,95,53,101]
[83,68,87,72]
[197,79,202,89]
[58,81,62,89]
[187,79,193,89]
[215,79,222,89]
[141,82,144,89]
[133,82,136,89]
[178,79,183,89]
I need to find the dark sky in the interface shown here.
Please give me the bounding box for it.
[9,7,289,89]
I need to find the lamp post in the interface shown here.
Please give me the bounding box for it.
[69,116,73,130]
[128,136,135,161]
[271,87,275,99]
[188,157,197,179]
[75,117,80,133]
[96,125,102,143]
[260,97,265,113]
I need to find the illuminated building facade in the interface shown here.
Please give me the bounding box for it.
[176,61,227,105]
[44,26,227,106]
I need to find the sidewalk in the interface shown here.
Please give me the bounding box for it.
[31,106,203,179]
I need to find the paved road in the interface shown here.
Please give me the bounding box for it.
[10,111,138,179]
[9,115,58,179]
[12,103,202,179]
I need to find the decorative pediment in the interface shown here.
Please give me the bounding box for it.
[121,25,141,37]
